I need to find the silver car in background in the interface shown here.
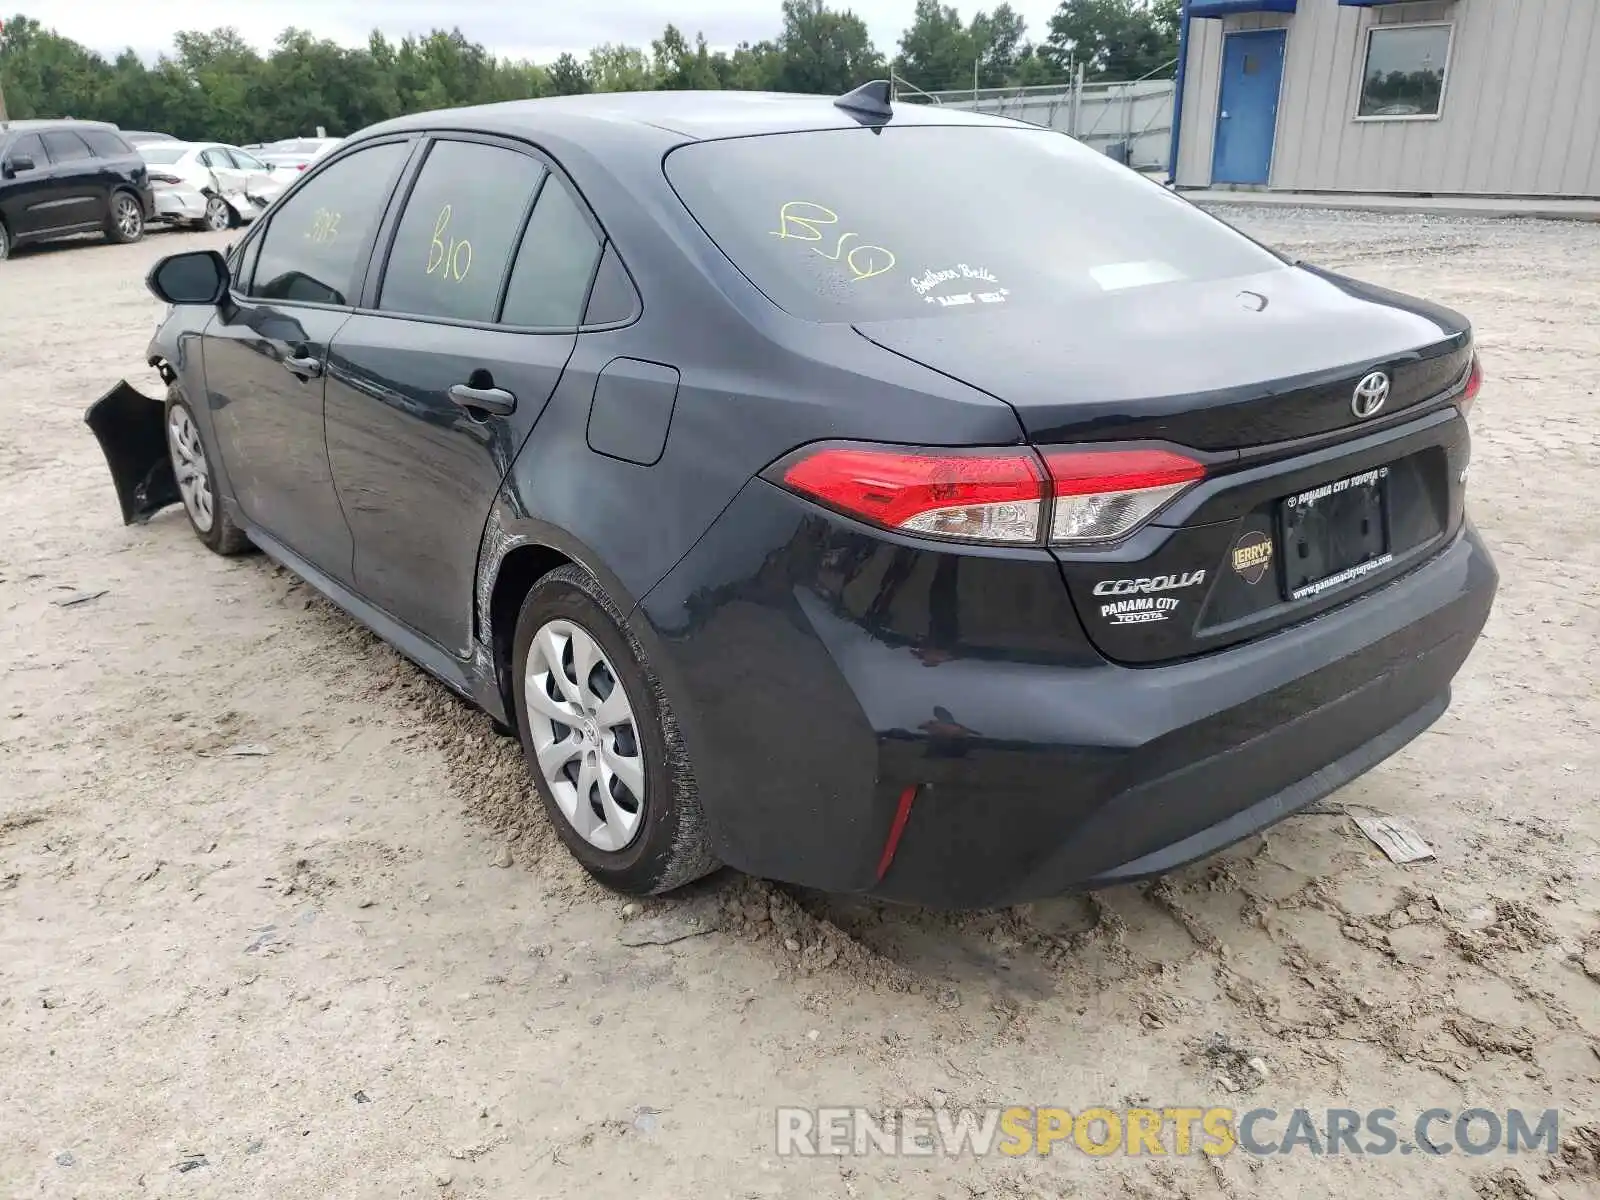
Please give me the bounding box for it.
[138,142,286,231]
[256,137,343,182]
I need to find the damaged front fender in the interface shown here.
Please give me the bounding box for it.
[84,381,179,525]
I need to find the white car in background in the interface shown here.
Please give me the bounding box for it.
[256,137,343,181]
[138,142,287,232]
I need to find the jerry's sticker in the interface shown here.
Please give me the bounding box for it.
[1231,531,1274,585]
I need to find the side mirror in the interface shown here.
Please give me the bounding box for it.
[146,249,231,306]
[5,154,34,175]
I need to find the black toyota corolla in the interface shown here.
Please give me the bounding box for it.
[88,85,1496,909]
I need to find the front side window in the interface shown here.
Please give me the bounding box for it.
[378,140,546,323]
[1358,25,1451,119]
[500,176,603,328]
[6,133,48,169]
[249,141,410,307]
[666,125,1286,324]
[41,131,93,163]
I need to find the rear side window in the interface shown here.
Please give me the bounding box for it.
[81,130,134,157]
[41,131,93,163]
[666,126,1286,323]
[379,140,546,323]
[250,141,410,307]
[500,176,602,328]
[199,148,232,168]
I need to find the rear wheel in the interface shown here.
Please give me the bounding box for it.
[164,390,249,555]
[105,191,145,244]
[512,565,716,895]
[0,221,10,261]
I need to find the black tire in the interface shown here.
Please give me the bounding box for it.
[163,389,250,556]
[511,564,717,896]
[104,190,145,244]
[0,221,10,261]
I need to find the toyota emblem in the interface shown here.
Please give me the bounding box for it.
[1352,371,1391,419]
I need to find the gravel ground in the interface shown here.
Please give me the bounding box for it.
[1,210,1598,1200]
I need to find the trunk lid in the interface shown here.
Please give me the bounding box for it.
[853,265,1472,450]
[856,264,1476,665]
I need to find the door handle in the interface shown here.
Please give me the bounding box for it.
[283,351,323,380]
[448,383,516,417]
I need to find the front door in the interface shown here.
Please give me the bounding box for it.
[201,138,414,580]
[326,137,604,655]
[1212,29,1286,186]
[0,133,58,238]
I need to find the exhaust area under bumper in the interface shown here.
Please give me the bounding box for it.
[84,380,179,525]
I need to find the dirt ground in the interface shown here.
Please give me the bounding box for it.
[1,208,1597,1200]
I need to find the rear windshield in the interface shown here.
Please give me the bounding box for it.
[139,146,187,164]
[665,125,1286,323]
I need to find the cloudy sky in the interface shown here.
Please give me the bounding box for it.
[21,0,1063,64]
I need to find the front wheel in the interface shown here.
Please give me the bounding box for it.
[203,196,233,233]
[0,221,10,261]
[105,191,145,244]
[165,390,249,555]
[512,565,716,895]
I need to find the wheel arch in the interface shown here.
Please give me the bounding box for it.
[477,508,646,721]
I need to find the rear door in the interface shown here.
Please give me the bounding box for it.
[0,133,55,237]
[38,130,103,228]
[203,138,414,579]
[326,135,602,656]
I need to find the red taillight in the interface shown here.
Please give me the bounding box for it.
[773,443,1207,546]
[1461,353,1482,414]
[1042,447,1207,543]
[297,163,309,171]
[779,445,1045,543]
[149,172,182,185]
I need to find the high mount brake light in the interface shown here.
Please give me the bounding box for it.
[773,444,1207,546]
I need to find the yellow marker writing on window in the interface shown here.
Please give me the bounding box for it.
[306,208,341,244]
[771,201,894,282]
[428,204,473,283]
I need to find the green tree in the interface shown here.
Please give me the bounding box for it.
[586,42,654,92]
[652,25,721,91]
[547,52,591,95]
[1042,0,1179,81]
[769,0,884,95]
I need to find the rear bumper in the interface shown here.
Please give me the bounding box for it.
[639,480,1497,910]
[151,185,208,224]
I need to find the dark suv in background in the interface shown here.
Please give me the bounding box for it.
[0,120,154,260]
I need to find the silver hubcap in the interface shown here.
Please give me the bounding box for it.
[167,405,214,532]
[524,620,646,852]
[116,197,140,238]
[206,198,230,231]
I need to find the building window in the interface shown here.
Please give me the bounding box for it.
[1357,23,1452,120]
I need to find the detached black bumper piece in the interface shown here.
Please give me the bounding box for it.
[639,479,1499,910]
[84,380,177,525]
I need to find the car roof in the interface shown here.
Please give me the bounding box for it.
[3,118,120,133]
[359,89,1016,148]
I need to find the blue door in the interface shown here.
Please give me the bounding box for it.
[1212,29,1285,186]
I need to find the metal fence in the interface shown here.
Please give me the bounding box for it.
[904,77,1176,174]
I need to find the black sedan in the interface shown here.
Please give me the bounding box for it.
[88,84,1496,909]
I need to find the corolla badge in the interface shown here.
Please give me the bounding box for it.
[1352,371,1391,419]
